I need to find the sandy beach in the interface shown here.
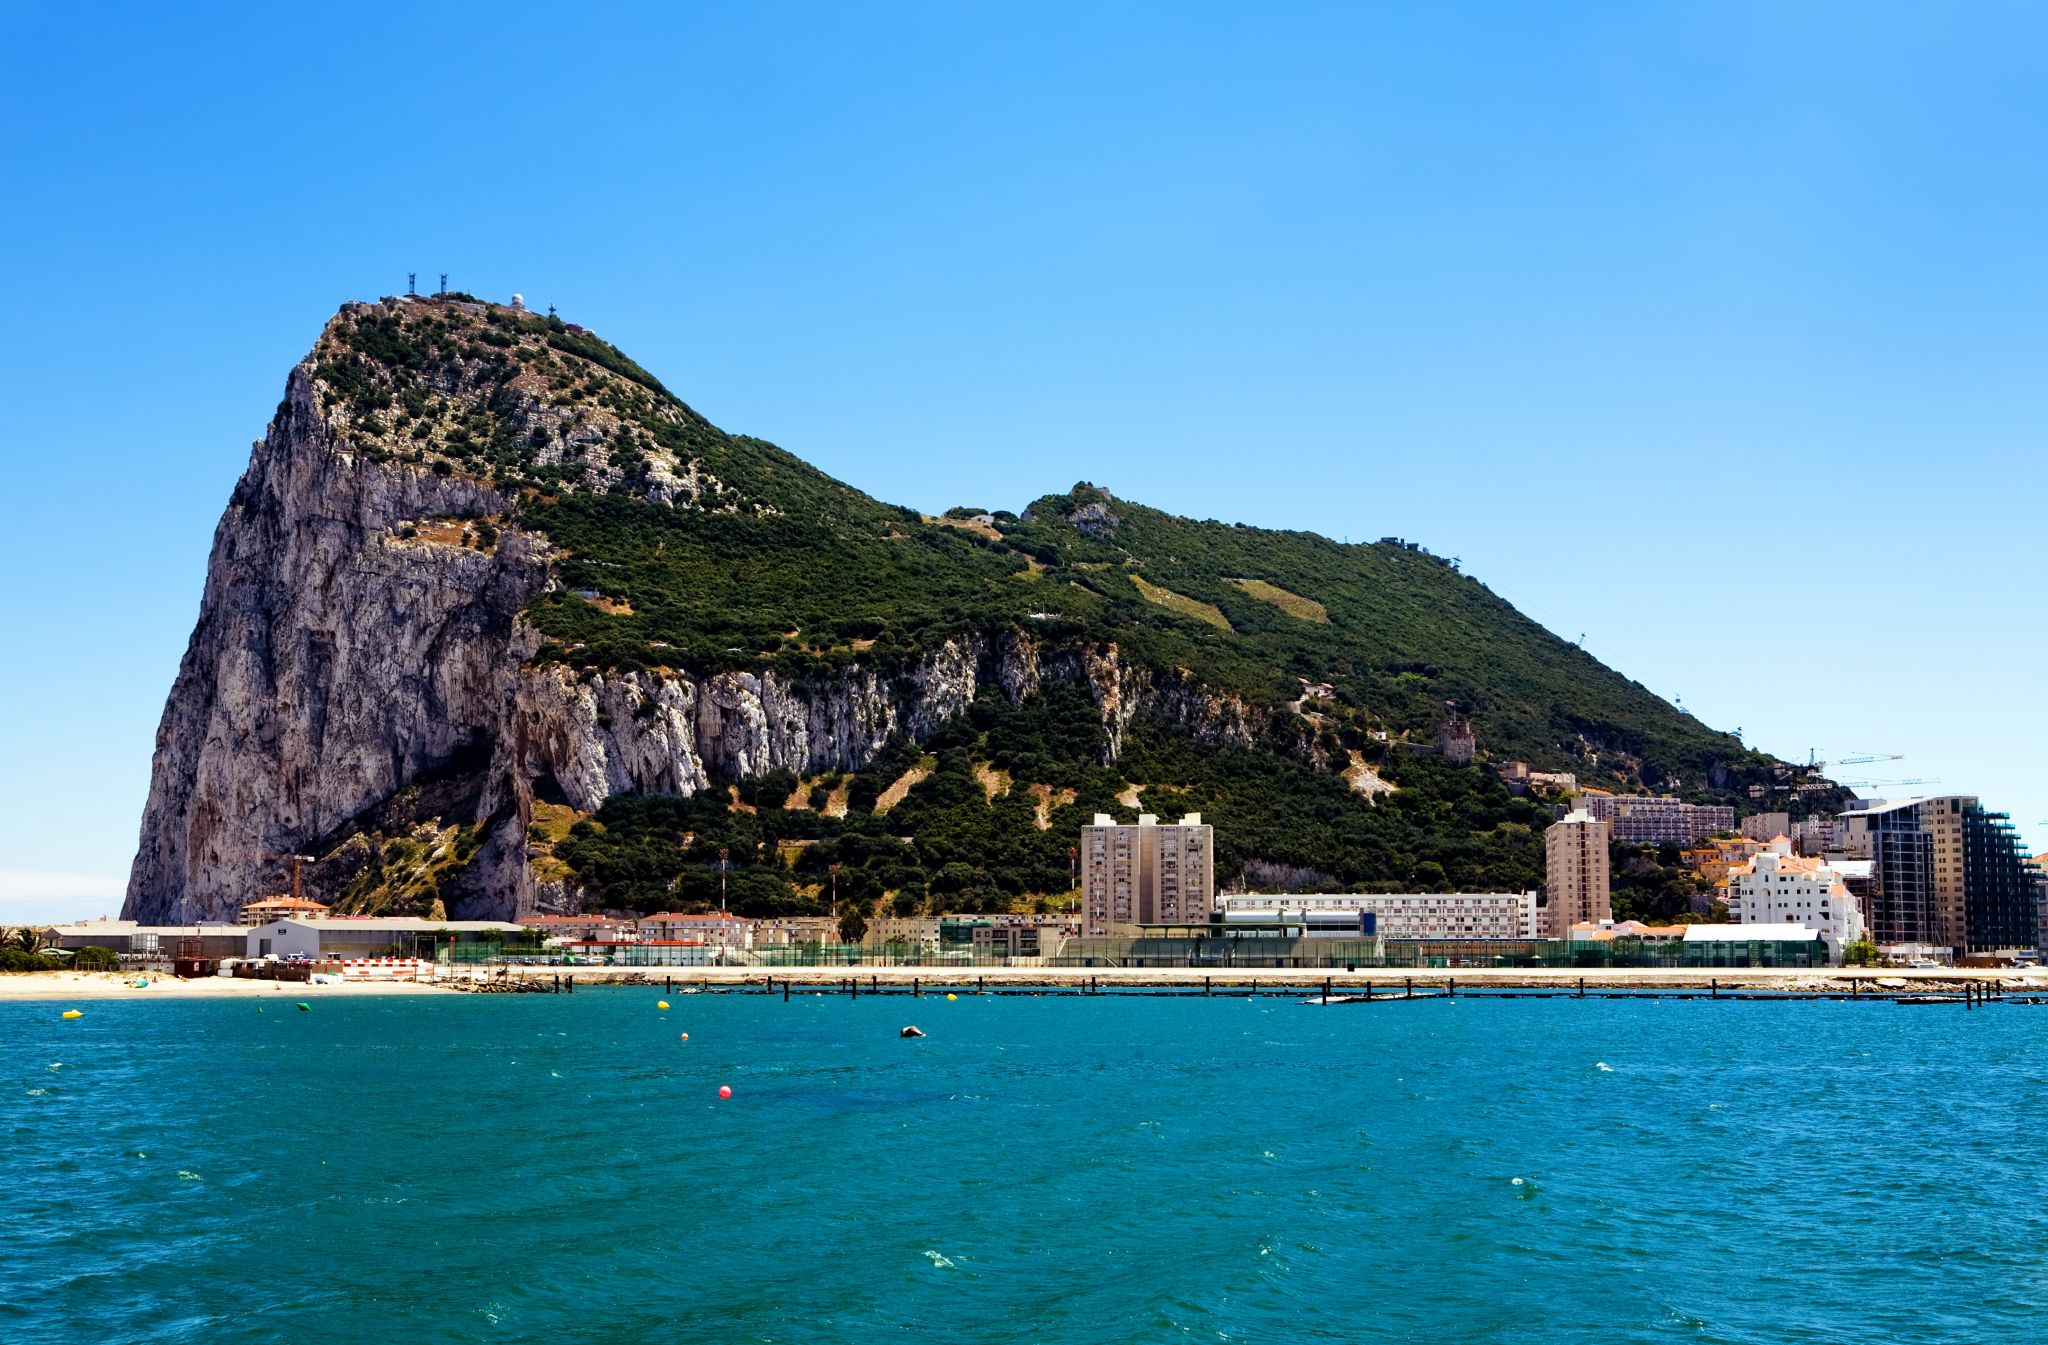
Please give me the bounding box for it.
[0,971,461,1001]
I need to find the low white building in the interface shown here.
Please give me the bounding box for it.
[864,916,941,952]
[1727,838,1865,961]
[521,914,638,943]
[636,912,755,949]
[753,915,844,946]
[246,918,527,960]
[1217,893,1540,940]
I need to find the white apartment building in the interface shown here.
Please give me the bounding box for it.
[636,912,755,949]
[1217,893,1539,940]
[864,916,941,951]
[753,915,845,946]
[1081,813,1214,936]
[1728,838,1865,962]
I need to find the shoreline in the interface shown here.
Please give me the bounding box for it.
[4,964,2042,1003]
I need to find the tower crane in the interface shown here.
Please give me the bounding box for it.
[256,852,316,903]
[1751,751,1910,800]
[1806,750,1905,770]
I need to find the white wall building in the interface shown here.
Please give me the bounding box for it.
[1217,893,1539,940]
[246,918,527,960]
[1727,838,1865,962]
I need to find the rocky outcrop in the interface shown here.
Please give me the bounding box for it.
[125,352,1280,923]
[123,356,547,924]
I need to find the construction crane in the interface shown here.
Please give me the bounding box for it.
[258,852,316,903]
[1839,777,1939,791]
[1750,750,1912,801]
[1806,750,1905,770]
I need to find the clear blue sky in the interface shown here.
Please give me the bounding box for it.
[2,2,2043,922]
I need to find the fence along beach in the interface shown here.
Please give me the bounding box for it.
[8,963,2039,1004]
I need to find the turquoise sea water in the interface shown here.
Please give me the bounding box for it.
[5,988,2047,1344]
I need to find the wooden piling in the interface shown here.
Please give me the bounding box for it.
[1322,977,1330,1004]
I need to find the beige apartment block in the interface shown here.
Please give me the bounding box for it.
[1544,808,1612,937]
[1081,813,1214,936]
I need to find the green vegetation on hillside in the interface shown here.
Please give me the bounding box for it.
[539,685,1551,917]
[315,297,1771,793]
[1607,842,1717,924]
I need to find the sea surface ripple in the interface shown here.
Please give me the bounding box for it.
[4,991,2047,1343]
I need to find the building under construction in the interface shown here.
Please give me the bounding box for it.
[1840,796,2038,960]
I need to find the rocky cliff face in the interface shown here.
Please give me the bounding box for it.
[125,304,1276,922]
[124,352,545,923]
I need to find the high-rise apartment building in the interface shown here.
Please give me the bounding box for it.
[1579,795,1736,845]
[1544,808,1612,938]
[1839,796,2037,958]
[1081,813,1213,936]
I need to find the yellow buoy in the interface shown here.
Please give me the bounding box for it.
[61,1010,83,1019]
[946,993,957,1001]
[657,1000,670,1010]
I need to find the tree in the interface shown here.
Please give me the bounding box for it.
[8,926,46,954]
[1843,937,1879,967]
[838,908,869,945]
[71,946,118,971]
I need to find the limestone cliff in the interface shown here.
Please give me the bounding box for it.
[124,302,1274,921]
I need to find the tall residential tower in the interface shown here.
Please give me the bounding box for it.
[1080,813,1213,936]
[1544,808,1612,938]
